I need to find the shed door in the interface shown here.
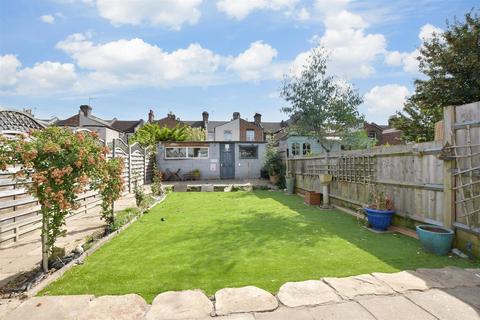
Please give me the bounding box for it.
[220,143,235,179]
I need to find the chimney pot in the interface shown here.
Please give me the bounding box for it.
[254,113,262,125]
[233,112,240,120]
[148,110,155,123]
[79,105,92,117]
[202,111,209,123]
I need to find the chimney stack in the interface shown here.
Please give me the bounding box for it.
[79,105,92,117]
[148,110,155,123]
[254,113,262,125]
[202,111,209,123]
[233,112,240,120]
[167,112,176,120]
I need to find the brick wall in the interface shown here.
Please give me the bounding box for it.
[239,119,264,142]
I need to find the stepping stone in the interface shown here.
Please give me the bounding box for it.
[255,307,314,320]
[277,280,341,308]
[372,271,439,293]
[201,184,214,192]
[406,289,480,320]
[445,286,480,310]
[215,286,278,315]
[416,267,480,288]
[197,314,255,320]
[309,301,375,320]
[357,295,436,320]
[323,274,394,299]
[77,294,148,320]
[4,295,94,320]
[146,290,213,320]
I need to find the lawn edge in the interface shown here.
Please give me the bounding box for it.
[27,193,168,298]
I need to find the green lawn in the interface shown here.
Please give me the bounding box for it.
[41,191,474,303]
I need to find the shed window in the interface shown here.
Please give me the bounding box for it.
[246,130,255,142]
[239,145,258,159]
[165,147,209,159]
[188,147,209,158]
[368,131,377,139]
[303,143,311,155]
[165,147,187,159]
[292,143,300,156]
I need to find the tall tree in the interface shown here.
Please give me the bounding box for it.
[280,47,364,152]
[393,11,480,142]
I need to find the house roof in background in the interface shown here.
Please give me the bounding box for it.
[0,109,45,133]
[56,114,80,126]
[111,120,143,133]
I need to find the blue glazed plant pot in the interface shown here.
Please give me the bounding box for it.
[416,225,454,256]
[364,208,395,231]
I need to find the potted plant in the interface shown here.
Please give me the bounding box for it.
[364,188,394,231]
[192,169,201,180]
[416,225,454,255]
[264,143,284,187]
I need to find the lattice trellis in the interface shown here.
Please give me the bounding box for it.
[451,124,480,229]
[304,155,376,184]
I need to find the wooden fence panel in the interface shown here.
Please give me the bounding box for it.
[0,138,154,247]
[288,141,445,226]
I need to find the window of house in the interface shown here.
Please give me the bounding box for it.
[368,131,377,139]
[303,143,311,155]
[188,147,209,158]
[165,147,209,159]
[292,143,300,156]
[239,145,258,159]
[246,130,255,141]
[207,132,215,141]
[224,130,232,141]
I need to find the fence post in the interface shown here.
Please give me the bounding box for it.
[443,105,455,228]
[144,146,149,184]
[128,144,132,194]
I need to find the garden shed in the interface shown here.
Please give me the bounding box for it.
[157,141,266,180]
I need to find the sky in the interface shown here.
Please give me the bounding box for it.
[0,0,476,124]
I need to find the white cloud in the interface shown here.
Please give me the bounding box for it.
[419,23,443,41]
[56,33,222,89]
[384,23,442,74]
[40,14,55,24]
[0,54,78,95]
[296,7,310,21]
[0,55,21,87]
[217,0,298,20]
[364,84,409,121]
[227,41,279,81]
[90,0,202,30]
[294,9,386,79]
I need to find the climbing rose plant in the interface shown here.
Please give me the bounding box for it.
[0,127,123,272]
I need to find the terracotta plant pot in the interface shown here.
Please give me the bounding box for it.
[269,175,279,185]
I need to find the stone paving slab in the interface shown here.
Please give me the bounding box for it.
[215,286,278,315]
[77,294,148,320]
[405,289,480,320]
[372,271,439,293]
[308,301,375,320]
[4,295,94,320]
[255,307,314,320]
[277,280,341,307]
[357,295,436,320]
[445,286,480,310]
[416,266,480,288]
[146,290,213,320]
[323,274,395,299]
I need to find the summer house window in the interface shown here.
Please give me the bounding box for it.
[165,147,209,159]
[368,131,377,139]
[303,143,311,155]
[224,130,232,141]
[239,145,258,159]
[246,130,255,142]
[292,143,300,156]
